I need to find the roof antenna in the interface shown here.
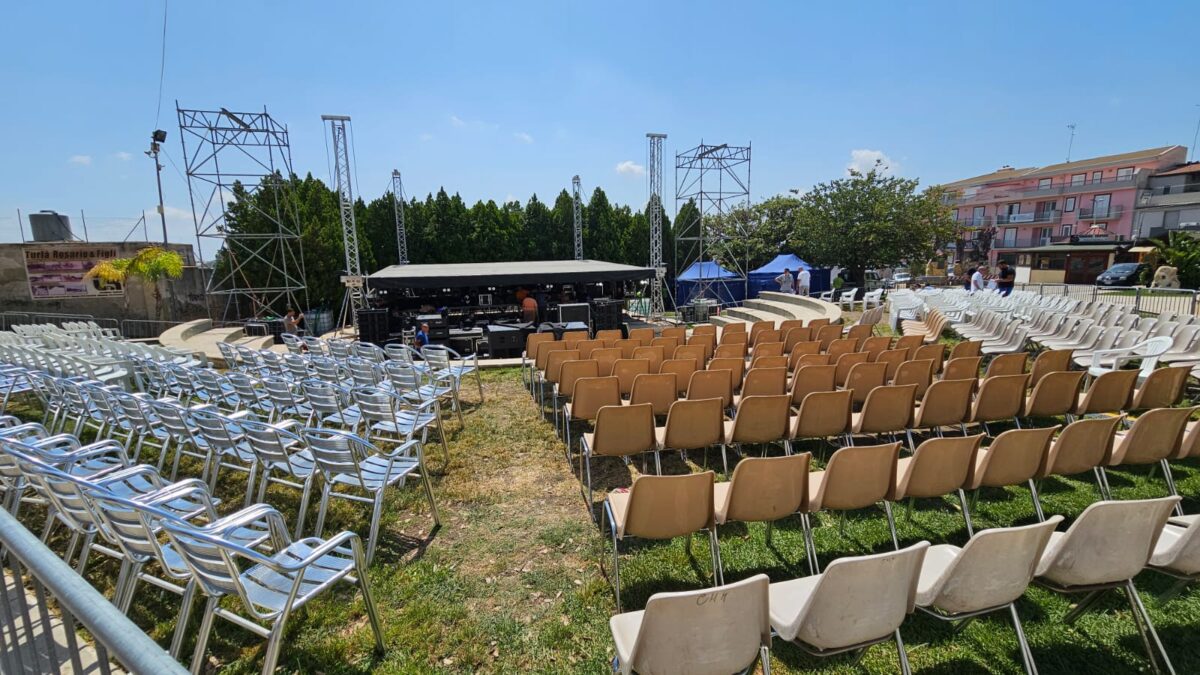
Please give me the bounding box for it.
[1065,123,1077,162]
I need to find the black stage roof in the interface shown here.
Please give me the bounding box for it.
[369,259,655,289]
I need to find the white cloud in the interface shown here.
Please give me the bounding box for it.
[512,131,534,144]
[449,114,465,128]
[418,133,434,142]
[846,149,898,176]
[615,160,645,176]
[68,154,92,166]
[114,151,133,161]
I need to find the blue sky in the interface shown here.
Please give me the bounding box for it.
[2,1,1198,245]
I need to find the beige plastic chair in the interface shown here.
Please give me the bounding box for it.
[595,328,623,346]
[715,453,809,544]
[581,402,657,512]
[789,389,853,453]
[803,442,903,572]
[749,354,788,371]
[672,344,706,369]
[893,334,924,358]
[942,356,982,382]
[534,342,570,399]
[807,317,831,331]
[1034,496,1181,674]
[861,336,893,362]
[876,348,909,381]
[909,378,976,449]
[1107,406,1197,513]
[783,326,813,353]
[576,339,605,360]
[723,395,791,470]
[614,338,641,360]
[892,359,935,401]
[632,346,666,374]
[523,332,556,391]
[1147,515,1200,596]
[965,374,1029,435]
[971,426,1059,522]
[562,376,620,453]
[686,369,733,410]
[627,327,655,346]
[656,397,725,473]
[659,358,697,397]
[788,340,822,359]
[661,326,687,343]
[948,340,982,360]
[691,323,717,336]
[748,321,774,345]
[603,472,721,611]
[687,333,716,363]
[736,367,787,403]
[984,352,1027,379]
[752,330,783,349]
[609,574,771,675]
[845,323,874,344]
[779,319,806,336]
[1029,348,1073,387]
[651,336,680,353]
[591,347,622,377]
[1035,417,1120,513]
[768,541,929,674]
[912,343,946,374]
[707,357,744,391]
[833,351,870,388]
[719,331,749,349]
[542,349,580,412]
[612,358,650,398]
[1072,369,1138,420]
[790,364,837,408]
[553,360,599,431]
[826,338,859,360]
[1023,370,1085,421]
[845,361,888,407]
[1128,365,1192,412]
[793,353,831,370]
[816,324,843,351]
[851,384,917,444]
[895,435,981,534]
[561,330,589,346]
[627,372,678,418]
[916,518,1063,675]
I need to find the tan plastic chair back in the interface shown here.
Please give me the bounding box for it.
[807,318,831,331]
[687,334,717,362]
[632,346,666,374]
[856,384,917,434]
[613,359,651,397]
[568,376,621,422]
[673,344,706,369]
[1029,349,1073,386]
[1075,369,1138,415]
[754,344,785,361]
[622,472,715,540]
[833,351,870,387]
[558,360,599,398]
[792,389,852,439]
[707,357,745,388]
[846,323,874,344]
[813,442,901,510]
[948,340,982,360]
[748,321,774,346]
[969,374,1028,423]
[659,358,698,396]
[894,335,923,358]
[741,367,787,397]
[914,378,975,429]
[921,517,1061,614]
[792,353,831,370]
[624,574,770,675]
[722,454,810,523]
[861,336,893,362]
[629,373,678,416]
[1113,406,1196,466]
[1036,497,1179,587]
[826,338,858,360]
[752,329,782,348]
[1025,371,1084,418]
[720,330,749,347]
[984,353,1027,379]
[691,324,717,336]
[791,364,837,406]
[614,339,641,359]
[779,319,806,335]
[876,348,909,381]
[897,434,982,499]
[1176,420,1200,460]
[591,403,656,457]
[721,322,747,335]
[789,340,821,357]
[1130,365,1191,411]
[562,330,589,345]
[893,359,935,399]
[595,329,623,346]
[651,336,680,352]
[1039,417,1119,478]
[687,369,733,408]
[750,354,788,370]
[714,343,748,360]
[576,339,605,360]
[942,356,982,382]
[816,324,842,350]
[912,343,945,373]
[729,394,791,444]
[536,341,568,371]
[783,326,813,353]
[628,327,655,346]
[525,332,555,359]
[974,426,1058,488]
[545,350,581,384]
[661,327,687,342]
[662,397,724,450]
[592,348,623,377]
[846,362,888,406]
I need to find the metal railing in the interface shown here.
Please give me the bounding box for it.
[0,313,190,341]
[995,210,1062,226]
[1014,283,1200,316]
[0,508,187,674]
[1077,205,1125,221]
[993,234,1072,249]
[1144,183,1200,197]
[1021,172,1139,196]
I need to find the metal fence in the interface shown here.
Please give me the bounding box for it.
[0,313,190,341]
[1014,283,1200,317]
[0,508,187,674]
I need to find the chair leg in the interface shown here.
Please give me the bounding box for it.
[1126,579,1176,675]
[1159,460,1185,517]
[189,596,220,675]
[1063,589,1106,625]
[894,629,913,675]
[958,489,975,536]
[1009,603,1038,675]
[708,528,724,586]
[720,444,729,475]
[294,477,314,539]
[1093,467,1112,500]
[1027,479,1045,522]
[801,512,819,575]
[260,614,291,675]
[759,645,772,675]
[355,548,386,654]
[883,501,900,549]
[169,580,197,659]
[314,485,331,538]
[603,503,622,612]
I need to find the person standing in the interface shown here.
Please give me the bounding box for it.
[797,267,811,296]
[996,260,1015,296]
[521,293,539,323]
[970,265,986,293]
[282,307,305,335]
[775,268,795,293]
[414,322,431,348]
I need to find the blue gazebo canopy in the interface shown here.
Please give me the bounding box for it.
[677,260,740,280]
[750,253,812,275]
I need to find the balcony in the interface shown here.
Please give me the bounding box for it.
[954,216,992,228]
[1077,205,1125,221]
[1021,172,1139,197]
[995,210,1061,226]
[993,234,1072,249]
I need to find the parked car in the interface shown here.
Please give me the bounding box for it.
[893,271,912,285]
[1095,262,1148,287]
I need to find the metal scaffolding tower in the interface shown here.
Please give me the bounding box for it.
[391,170,409,265]
[177,104,308,322]
[647,133,667,320]
[675,142,751,304]
[322,114,367,331]
[572,175,584,260]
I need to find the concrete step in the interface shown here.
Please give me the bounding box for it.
[743,298,807,320]
[159,318,211,345]
[723,307,779,325]
[710,314,748,327]
[757,292,843,323]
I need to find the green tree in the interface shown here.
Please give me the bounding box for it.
[86,246,184,319]
[1149,231,1200,289]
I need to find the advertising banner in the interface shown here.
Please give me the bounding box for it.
[24,245,125,300]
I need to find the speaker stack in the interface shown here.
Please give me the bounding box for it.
[356,309,390,346]
[590,299,623,332]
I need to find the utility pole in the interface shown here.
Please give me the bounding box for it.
[1190,105,1200,162]
[147,129,169,244]
[1065,123,1077,163]
[572,175,584,260]
[322,115,367,331]
[647,133,667,320]
[391,170,409,264]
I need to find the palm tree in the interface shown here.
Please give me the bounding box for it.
[85,246,184,320]
[1149,231,1200,289]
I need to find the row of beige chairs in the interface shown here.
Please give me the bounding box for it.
[609,494,1194,675]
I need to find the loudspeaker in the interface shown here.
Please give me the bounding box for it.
[356,309,389,346]
[558,302,590,325]
[485,325,523,358]
[590,299,622,332]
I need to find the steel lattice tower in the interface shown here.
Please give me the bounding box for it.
[572,175,584,260]
[391,170,409,265]
[675,142,751,303]
[322,115,367,329]
[177,104,308,322]
[646,133,667,319]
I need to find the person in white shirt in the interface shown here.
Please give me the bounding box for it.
[775,268,795,293]
[797,268,811,295]
[970,266,986,292]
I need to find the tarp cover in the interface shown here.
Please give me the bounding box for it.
[675,260,740,281]
[749,254,812,274]
[675,260,745,305]
[368,259,655,289]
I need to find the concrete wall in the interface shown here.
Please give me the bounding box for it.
[0,241,208,321]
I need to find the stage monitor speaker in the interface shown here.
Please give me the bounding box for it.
[590,299,622,332]
[485,325,523,358]
[356,309,389,345]
[558,302,590,326]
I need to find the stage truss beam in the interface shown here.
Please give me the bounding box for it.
[322,114,367,329]
[647,133,667,320]
[392,170,409,265]
[674,141,752,304]
[572,175,584,260]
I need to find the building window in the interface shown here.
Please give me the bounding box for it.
[1092,171,1103,183]
[1117,167,1134,179]
[1039,227,1053,244]
[1092,194,1111,218]
[1065,197,1076,212]
[1039,178,1052,190]
[1002,228,1017,246]
[1071,173,1086,186]
[972,205,985,224]
[952,208,959,221]
[1061,224,1073,237]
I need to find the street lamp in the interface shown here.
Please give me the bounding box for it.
[146,129,168,245]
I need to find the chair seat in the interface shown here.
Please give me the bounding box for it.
[766,575,822,642]
[609,609,644,669]
[241,538,358,616]
[1033,531,1067,579]
[263,449,317,479]
[1150,523,1189,569]
[805,471,825,511]
[330,454,420,491]
[914,543,960,606]
[713,481,732,523]
[607,491,632,539]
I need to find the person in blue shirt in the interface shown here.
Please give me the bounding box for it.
[414,322,430,348]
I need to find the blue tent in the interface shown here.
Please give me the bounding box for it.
[675,261,745,306]
[748,254,812,297]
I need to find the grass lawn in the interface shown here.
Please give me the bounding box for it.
[11,368,1200,673]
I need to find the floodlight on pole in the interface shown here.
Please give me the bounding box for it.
[146,129,169,244]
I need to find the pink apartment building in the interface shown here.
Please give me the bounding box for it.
[941,145,1187,283]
